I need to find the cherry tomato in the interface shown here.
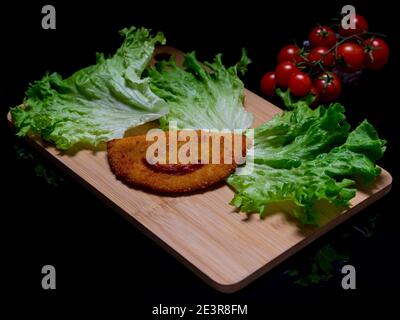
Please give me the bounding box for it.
[363,38,390,70]
[307,47,335,68]
[275,61,298,88]
[314,72,342,103]
[310,86,320,108]
[336,42,364,72]
[309,26,337,48]
[339,14,368,37]
[277,45,304,64]
[288,72,312,97]
[260,72,277,97]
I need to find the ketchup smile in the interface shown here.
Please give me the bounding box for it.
[143,158,204,175]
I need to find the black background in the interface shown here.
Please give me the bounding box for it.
[1,0,399,315]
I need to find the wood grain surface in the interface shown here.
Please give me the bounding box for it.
[7,46,392,292]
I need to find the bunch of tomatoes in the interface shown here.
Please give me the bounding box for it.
[260,14,390,104]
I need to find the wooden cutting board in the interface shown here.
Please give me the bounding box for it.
[7,46,392,292]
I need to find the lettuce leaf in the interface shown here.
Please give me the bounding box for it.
[11,27,168,150]
[146,49,253,130]
[227,96,386,225]
[253,100,350,169]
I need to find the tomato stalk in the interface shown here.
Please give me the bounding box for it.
[307,31,386,75]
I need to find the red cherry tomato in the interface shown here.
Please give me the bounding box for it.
[339,14,368,37]
[336,42,364,72]
[275,61,298,88]
[277,45,304,64]
[309,26,337,48]
[307,47,335,68]
[288,72,312,97]
[314,72,342,103]
[363,38,390,70]
[260,72,277,97]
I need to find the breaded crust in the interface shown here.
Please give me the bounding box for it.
[107,131,246,193]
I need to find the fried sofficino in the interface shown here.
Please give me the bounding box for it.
[107,130,247,193]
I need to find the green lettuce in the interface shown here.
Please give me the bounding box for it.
[146,49,253,130]
[227,95,386,224]
[11,27,168,150]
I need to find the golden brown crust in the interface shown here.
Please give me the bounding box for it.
[107,131,245,193]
